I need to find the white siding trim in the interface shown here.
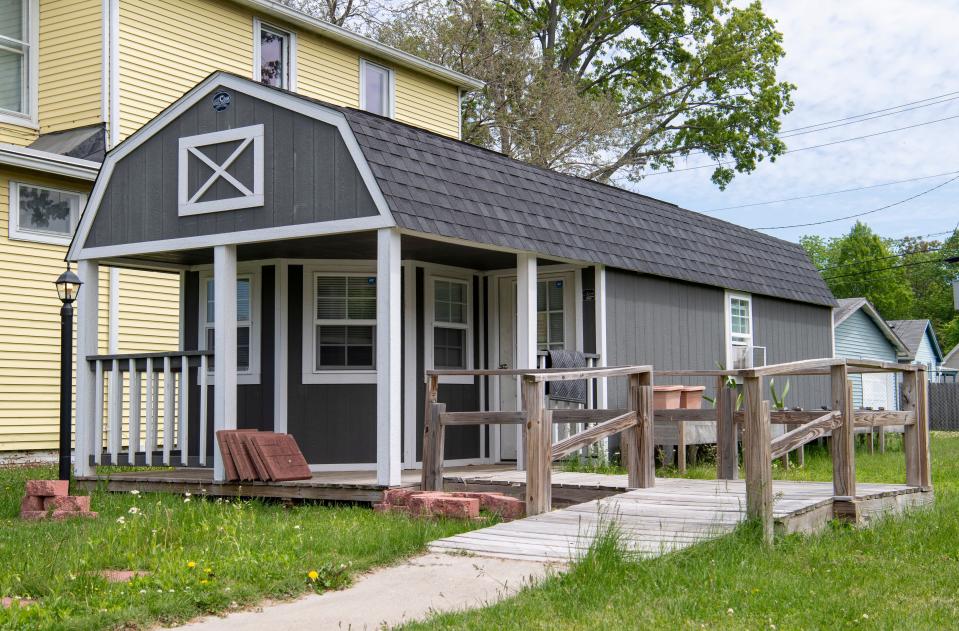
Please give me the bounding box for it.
[376,228,402,486]
[212,245,238,481]
[273,261,289,434]
[108,0,119,147]
[514,253,536,470]
[595,265,607,408]
[402,262,417,468]
[74,260,100,477]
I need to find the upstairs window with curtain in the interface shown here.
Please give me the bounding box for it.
[256,21,292,89]
[0,0,34,122]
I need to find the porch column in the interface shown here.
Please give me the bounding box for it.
[213,245,238,481]
[74,260,99,477]
[377,228,402,486]
[515,253,537,471]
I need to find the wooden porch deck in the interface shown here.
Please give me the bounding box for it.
[430,477,933,563]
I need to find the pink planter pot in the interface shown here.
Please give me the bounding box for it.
[680,386,706,409]
[653,385,683,409]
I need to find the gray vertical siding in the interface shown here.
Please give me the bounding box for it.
[605,269,726,407]
[605,269,833,411]
[751,295,832,410]
[287,265,377,465]
[184,266,274,464]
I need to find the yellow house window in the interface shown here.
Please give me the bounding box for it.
[0,0,37,126]
[254,18,295,90]
[8,181,84,245]
[360,60,393,117]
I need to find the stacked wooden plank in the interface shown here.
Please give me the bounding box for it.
[216,430,312,482]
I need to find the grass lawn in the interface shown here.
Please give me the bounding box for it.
[0,468,489,630]
[408,433,959,630]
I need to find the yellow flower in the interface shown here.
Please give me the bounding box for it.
[200,579,208,585]
[187,561,197,569]
[307,570,319,582]
[204,567,212,574]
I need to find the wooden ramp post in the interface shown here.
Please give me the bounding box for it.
[743,376,773,544]
[421,372,445,492]
[903,369,932,488]
[523,377,551,515]
[716,376,738,480]
[624,371,655,488]
[831,365,856,497]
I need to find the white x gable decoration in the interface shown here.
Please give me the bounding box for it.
[178,124,264,216]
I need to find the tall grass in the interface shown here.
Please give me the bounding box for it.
[407,433,959,629]
[0,467,489,630]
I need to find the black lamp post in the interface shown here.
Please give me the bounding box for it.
[55,266,82,481]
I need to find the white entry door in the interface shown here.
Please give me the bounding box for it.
[495,272,575,461]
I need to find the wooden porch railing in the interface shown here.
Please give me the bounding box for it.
[423,365,654,516]
[85,351,213,467]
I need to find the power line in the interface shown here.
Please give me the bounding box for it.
[780,90,959,134]
[822,257,952,281]
[778,96,959,138]
[753,173,959,230]
[644,113,959,178]
[818,247,946,272]
[703,170,959,213]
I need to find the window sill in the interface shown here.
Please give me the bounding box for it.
[0,110,38,130]
[302,371,377,385]
[8,229,72,247]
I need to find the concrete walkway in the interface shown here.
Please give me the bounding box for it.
[174,553,557,630]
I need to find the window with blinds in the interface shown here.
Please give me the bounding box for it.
[314,274,377,370]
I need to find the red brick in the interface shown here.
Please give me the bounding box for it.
[1,597,35,609]
[44,496,91,512]
[20,510,47,521]
[25,480,68,497]
[406,494,436,516]
[482,495,525,520]
[50,510,98,520]
[99,570,150,583]
[382,488,417,506]
[429,497,479,519]
[20,495,44,512]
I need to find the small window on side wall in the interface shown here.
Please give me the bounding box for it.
[8,182,83,245]
[360,60,392,117]
[255,20,293,89]
[727,293,753,369]
[433,279,469,369]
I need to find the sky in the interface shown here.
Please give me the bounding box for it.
[633,0,959,245]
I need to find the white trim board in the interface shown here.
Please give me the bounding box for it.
[0,144,100,180]
[68,73,395,261]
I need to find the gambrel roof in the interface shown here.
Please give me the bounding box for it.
[70,73,836,308]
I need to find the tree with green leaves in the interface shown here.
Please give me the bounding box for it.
[374,0,794,187]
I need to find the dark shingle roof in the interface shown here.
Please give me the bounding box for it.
[339,108,836,307]
[887,320,939,360]
[834,298,867,325]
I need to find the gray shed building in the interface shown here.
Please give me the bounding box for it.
[67,73,837,485]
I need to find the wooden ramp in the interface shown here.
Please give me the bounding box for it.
[429,478,931,563]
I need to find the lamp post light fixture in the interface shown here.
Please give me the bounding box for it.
[55,265,82,481]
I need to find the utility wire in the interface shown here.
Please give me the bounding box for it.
[703,170,959,213]
[818,247,946,272]
[780,91,959,134]
[645,113,959,178]
[822,257,951,281]
[753,173,959,230]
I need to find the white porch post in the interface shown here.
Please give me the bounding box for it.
[74,260,99,477]
[212,245,238,481]
[515,252,537,471]
[595,265,608,408]
[377,228,402,486]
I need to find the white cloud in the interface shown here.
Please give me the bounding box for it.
[633,0,959,243]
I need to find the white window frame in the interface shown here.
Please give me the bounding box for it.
[252,18,296,90]
[8,181,85,245]
[198,267,261,385]
[426,272,473,385]
[725,291,753,371]
[302,264,378,384]
[359,59,394,118]
[0,0,38,128]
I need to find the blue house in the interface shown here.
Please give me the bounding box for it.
[834,298,908,409]
[888,319,947,382]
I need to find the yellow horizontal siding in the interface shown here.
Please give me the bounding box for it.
[0,123,39,146]
[393,65,460,139]
[37,0,103,134]
[117,0,461,140]
[0,170,181,452]
[117,0,252,140]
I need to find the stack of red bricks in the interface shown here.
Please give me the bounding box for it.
[374,489,525,521]
[20,480,97,521]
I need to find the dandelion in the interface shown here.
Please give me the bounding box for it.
[130,490,140,496]
[863,614,870,620]
[293,525,301,530]
[204,567,213,575]
[128,506,140,515]
[200,579,208,585]
[727,608,735,616]
[187,561,197,569]
[184,497,191,503]
[307,570,319,582]
[116,516,126,525]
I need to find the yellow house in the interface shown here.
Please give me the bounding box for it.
[0,0,481,457]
